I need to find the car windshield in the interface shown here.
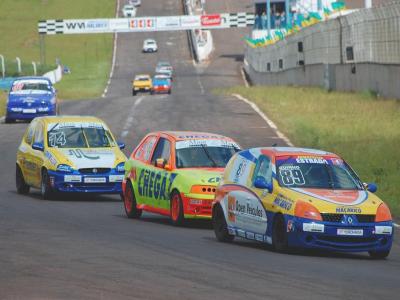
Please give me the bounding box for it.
[276,155,364,190]
[47,122,115,148]
[11,80,52,92]
[176,139,240,168]
[136,77,149,81]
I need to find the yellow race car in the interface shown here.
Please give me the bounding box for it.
[16,115,127,199]
[132,74,152,96]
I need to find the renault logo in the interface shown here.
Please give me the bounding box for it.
[347,216,353,224]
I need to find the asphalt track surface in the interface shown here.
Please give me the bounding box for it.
[0,0,399,299]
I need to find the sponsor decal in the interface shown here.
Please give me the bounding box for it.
[109,19,129,31]
[228,195,236,222]
[287,220,295,232]
[233,158,247,183]
[273,195,294,211]
[68,149,100,160]
[156,17,181,29]
[296,156,328,164]
[45,151,57,166]
[180,15,201,28]
[130,18,155,29]
[201,14,222,26]
[232,198,263,218]
[137,169,177,200]
[208,177,221,183]
[336,206,362,214]
[175,139,239,150]
[86,20,108,30]
[65,21,85,30]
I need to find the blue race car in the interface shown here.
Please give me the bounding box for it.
[5,77,59,123]
[151,75,172,94]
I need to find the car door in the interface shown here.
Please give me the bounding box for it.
[30,121,46,187]
[21,120,39,187]
[147,136,172,211]
[224,153,268,240]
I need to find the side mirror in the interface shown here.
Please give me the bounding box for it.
[254,176,273,193]
[366,183,378,193]
[117,141,125,150]
[32,142,44,151]
[156,158,172,170]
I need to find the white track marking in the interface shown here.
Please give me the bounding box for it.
[120,96,143,138]
[197,76,205,95]
[241,68,249,88]
[102,0,120,98]
[232,93,293,146]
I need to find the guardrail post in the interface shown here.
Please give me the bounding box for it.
[16,57,21,74]
[32,61,37,76]
[0,54,4,78]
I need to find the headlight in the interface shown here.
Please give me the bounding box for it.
[294,200,322,221]
[116,162,125,173]
[56,164,74,173]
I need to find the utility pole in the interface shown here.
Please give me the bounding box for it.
[39,34,46,65]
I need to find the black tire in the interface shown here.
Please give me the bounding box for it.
[369,250,390,259]
[5,117,14,124]
[41,170,54,200]
[123,181,142,218]
[168,89,171,95]
[212,204,234,242]
[150,90,154,95]
[132,90,136,96]
[272,214,289,252]
[16,165,30,194]
[170,191,185,226]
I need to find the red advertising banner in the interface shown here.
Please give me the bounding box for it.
[201,14,221,26]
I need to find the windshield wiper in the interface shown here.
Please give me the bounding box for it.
[200,144,218,167]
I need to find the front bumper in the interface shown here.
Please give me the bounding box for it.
[48,170,124,194]
[287,216,393,253]
[6,107,56,121]
[152,86,171,94]
[181,193,213,219]
[133,86,151,92]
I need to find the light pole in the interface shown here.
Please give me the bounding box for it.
[0,54,4,78]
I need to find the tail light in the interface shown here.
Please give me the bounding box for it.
[295,200,322,221]
[375,203,392,222]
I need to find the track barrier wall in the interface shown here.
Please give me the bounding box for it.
[244,1,400,98]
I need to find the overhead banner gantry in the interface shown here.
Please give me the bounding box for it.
[38,13,255,34]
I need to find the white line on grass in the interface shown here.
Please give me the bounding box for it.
[394,223,399,228]
[120,96,143,138]
[102,0,120,98]
[232,93,293,147]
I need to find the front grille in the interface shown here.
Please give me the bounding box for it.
[321,213,343,223]
[356,215,375,223]
[317,235,376,244]
[79,168,110,174]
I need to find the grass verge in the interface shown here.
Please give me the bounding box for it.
[0,91,6,116]
[216,86,400,217]
[0,0,115,100]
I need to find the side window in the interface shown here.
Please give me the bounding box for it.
[150,137,171,165]
[33,123,44,144]
[24,123,36,145]
[252,155,272,186]
[134,135,157,162]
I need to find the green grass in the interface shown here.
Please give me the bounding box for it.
[0,91,6,116]
[0,0,115,99]
[216,86,400,217]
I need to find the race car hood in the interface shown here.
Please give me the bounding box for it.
[133,80,152,87]
[176,168,224,186]
[8,90,55,105]
[285,187,382,214]
[50,147,121,169]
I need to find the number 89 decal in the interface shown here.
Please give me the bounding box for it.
[279,166,305,186]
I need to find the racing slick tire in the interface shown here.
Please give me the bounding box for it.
[16,165,30,194]
[368,250,390,259]
[168,89,171,95]
[272,214,289,252]
[5,117,14,124]
[170,191,185,226]
[132,90,136,96]
[124,181,142,219]
[150,90,154,95]
[41,169,54,200]
[212,204,234,242]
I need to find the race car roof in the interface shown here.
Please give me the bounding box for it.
[256,147,339,158]
[161,131,235,142]
[35,115,105,125]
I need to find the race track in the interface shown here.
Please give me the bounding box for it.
[0,0,399,299]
